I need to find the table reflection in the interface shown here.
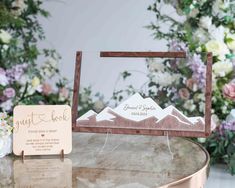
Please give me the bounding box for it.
[0,157,13,188]
[13,158,72,188]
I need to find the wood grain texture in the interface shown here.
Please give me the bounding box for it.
[72,51,82,130]
[73,126,208,137]
[100,51,186,58]
[72,51,213,137]
[205,52,212,136]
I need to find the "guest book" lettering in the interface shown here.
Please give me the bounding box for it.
[13,105,72,156]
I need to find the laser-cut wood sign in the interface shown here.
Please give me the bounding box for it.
[72,51,213,137]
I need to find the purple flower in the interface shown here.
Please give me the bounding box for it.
[3,88,15,98]
[219,121,235,135]
[6,63,27,83]
[187,54,206,89]
[169,40,188,52]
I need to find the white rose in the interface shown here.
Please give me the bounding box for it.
[0,30,12,44]
[212,60,233,77]
[199,16,212,30]
[209,25,226,42]
[205,40,229,60]
[226,33,235,51]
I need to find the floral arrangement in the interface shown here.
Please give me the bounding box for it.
[0,0,71,157]
[82,0,235,174]
[144,0,235,174]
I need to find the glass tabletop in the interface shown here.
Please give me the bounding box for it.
[0,133,209,187]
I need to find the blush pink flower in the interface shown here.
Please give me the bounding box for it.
[42,83,52,95]
[59,87,69,100]
[223,83,235,100]
[186,78,198,91]
[178,88,190,100]
[3,88,15,98]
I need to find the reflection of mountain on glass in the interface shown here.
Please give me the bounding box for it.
[77,93,214,132]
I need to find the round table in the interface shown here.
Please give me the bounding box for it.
[0,133,209,188]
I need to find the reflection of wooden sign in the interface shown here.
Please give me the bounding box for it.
[14,159,72,187]
[13,105,72,156]
[72,51,213,137]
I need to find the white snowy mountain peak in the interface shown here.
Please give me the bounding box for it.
[77,93,204,125]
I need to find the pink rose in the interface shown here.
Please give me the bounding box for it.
[3,88,15,98]
[223,83,235,100]
[178,88,190,100]
[186,78,198,91]
[42,83,52,95]
[59,87,69,99]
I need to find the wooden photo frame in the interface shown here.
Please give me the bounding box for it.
[72,51,212,137]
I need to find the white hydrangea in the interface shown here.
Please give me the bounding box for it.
[212,0,228,17]
[18,74,29,85]
[152,72,181,87]
[0,100,13,112]
[199,101,205,113]
[0,30,12,44]
[199,16,212,30]
[41,58,58,78]
[183,100,196,112]
[209,25,227,42]
[194,28,209,43]
[147,59,165,72]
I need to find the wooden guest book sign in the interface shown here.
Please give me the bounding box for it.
[72,51,213,137]
[13,105,72,156]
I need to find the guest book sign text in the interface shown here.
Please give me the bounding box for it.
[13,105,72,156]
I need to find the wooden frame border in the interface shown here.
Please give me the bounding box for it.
[72,51,212,137]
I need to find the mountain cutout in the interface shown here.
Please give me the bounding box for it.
[77,93,214,132]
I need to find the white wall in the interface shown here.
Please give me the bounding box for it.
[40,0,167,99]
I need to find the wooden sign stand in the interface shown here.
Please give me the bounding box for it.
[72,51,212,137]
[20,149,65,162]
